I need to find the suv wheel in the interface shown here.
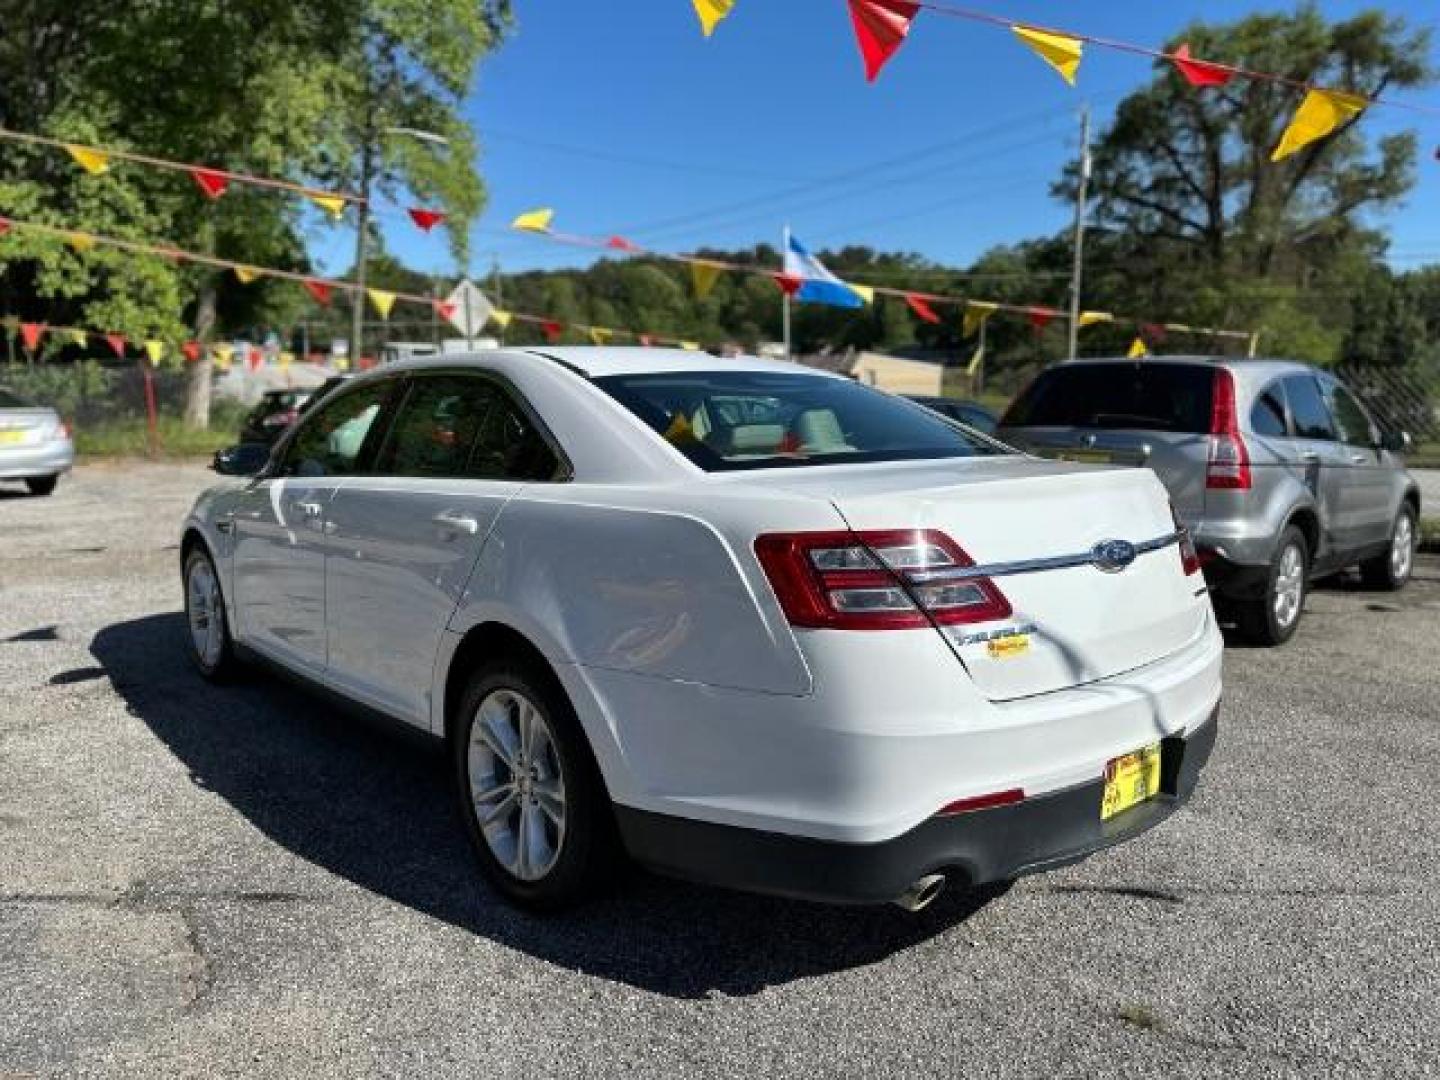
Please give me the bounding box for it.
[1236,525,1308,647]
[453,660,616,910]
[1359,505,1416,591]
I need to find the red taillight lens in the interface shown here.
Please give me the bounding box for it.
[937,788,1025,816]
[1207,368,1251,490]
[1171,504,1200,576]
[753,529,1012,630]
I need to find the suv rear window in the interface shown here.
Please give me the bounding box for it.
[595,371,1003,472]
[1001,363,1215,433]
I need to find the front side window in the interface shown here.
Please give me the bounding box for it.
[281,381,392,477]
[1283,375,1338,442]
[596,371,1003,472]
[1325,382,1377,447]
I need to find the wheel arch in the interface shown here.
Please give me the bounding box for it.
[1283,505,1320,562]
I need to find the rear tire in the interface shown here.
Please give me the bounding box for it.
[25,475,57,497]
[1359,505,1416,591]
[1235,525,1308,647]
[452,659,616,911]
[183,546,241,681]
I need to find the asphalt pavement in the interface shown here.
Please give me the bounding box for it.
[2,463,1438,1078]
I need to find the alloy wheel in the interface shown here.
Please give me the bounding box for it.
[1273,542,1304,630]
[1391,514,1414,582]
[186,556,225,668]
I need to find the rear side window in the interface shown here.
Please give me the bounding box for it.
[1282,376,1337,441]
[1000,364,1214,432]
[1250,384,1289,437]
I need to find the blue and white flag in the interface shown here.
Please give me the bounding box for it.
[784,233,873,309]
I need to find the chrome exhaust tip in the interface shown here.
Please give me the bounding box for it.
[892,873,946,912]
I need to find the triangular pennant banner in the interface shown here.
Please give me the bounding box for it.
[511,207,555,232]
[965,342,985,378]
[1271,88,1367,162]
[639,334,655,347]
[278,351,293,370]
[691,261,724,299]
[303,280,332,306]
[773,272,805,297]
[182,341,203,363]
[963,301,998,338]
[588,327,613,346]
[1142,322,1168,343]
[848,0,920,83]
[0,218,10,235]
[1078,311,1113,328]
[490,309,513,330]
[143,340,166,366]
[66,145,111,175]
[105,333,127,358]
[213,344,234,370]
[1172,43,1232,88]
[905,294,941,324]
[408,208,446,233]
[1012,26,1083,86]
[1127,337,1150,359]
[66,232,97,254]
[607,235,640,252]
[1028,307,1055,332]
[692,0,734,38]
[67,329,89,348]
[851,284,876,305]
[435,300,457,322]
[234,266,261,285]
[309,193,348,220]
[368,289,397,319]
[191,167,229,199]
[680,341,701,352]
[541,320,563,343]
[19,322,45,351]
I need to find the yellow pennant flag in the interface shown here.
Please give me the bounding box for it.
[965,343,985,378]
[66,145,111,175]
[1012,26,1083,86]
[490,309,513,330]
[66,232,97,254]
[510,207,555,232]
[1271,88,1367,162]
[693,0,734,37]
[963,301,998,338]
[234,266,261,285]
[588,327,613,345]
[67,329,88,347]
[1078,311,1113,329]
[680,341,701,352]
[850,284,876,305]
[690,261,723,299]
[213,344,234,370]
[309,193,348,220]
[367,289,396,320]
[1127,337,1149,359]
[278,351,293,370]
[143,340,166,366]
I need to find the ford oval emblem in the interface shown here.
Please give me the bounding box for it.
[1090,539,1138,573]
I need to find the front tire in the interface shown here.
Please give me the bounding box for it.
[1359,505,1416,591]
[26,475,57,497]
[183,546,240,681]
[452,661,615,911]
[1235,525,1308,647]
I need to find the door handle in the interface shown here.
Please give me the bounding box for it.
[215,515,234,534]
[433,510,480,536]
[296,500,324,518]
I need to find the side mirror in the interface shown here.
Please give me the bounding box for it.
[212,442,272,477]
[1379,430,1412,455]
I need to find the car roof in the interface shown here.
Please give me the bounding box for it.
[373,346,845,381]
[1058,355,1314,379]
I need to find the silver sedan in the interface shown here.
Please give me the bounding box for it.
[0,386,74,496]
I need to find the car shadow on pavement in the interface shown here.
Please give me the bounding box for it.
[91,613,1007,999]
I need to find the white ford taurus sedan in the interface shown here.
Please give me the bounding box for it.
[181,348,1221,911]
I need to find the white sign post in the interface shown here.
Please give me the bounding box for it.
[445,280,494,348]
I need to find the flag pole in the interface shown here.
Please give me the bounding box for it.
[782,223,792,362]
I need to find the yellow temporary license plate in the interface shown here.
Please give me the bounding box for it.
[1101,743,1162,821]
[0,429,27,444]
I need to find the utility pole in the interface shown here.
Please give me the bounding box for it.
[1066,104,1092,363]
[491,254,505,345]
[350,106,376,372]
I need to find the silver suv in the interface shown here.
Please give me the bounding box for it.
[996,357,1422,645]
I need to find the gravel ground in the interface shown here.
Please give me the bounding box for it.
[2,463,1438,1079]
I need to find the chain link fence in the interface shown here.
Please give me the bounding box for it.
[1336,364,1439,443]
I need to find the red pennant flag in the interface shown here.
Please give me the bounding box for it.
[773,272,805,297]
[1173,43,1233,88]
[408,208,446,232]
[1028,308,1055,332]
[247,347,263,371]
[182,341,202,363]
[191,167,229,200]
[105,333,127,358]
[19,322,45,351]
[607,235,640,252]
[848,0,920,83]
[0,218,11,235]
[905,293,941,324]
[303,280,332,306]
[434,300,457,322]
[541,320,563,343]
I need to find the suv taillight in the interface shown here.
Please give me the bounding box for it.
[1171,504,1201,576]
[753,529,1012,630]
[1207,368,1251,490]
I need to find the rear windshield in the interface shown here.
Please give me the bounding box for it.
[595,371,1004,472]
[1001,363,1216,433]
[0,388,30,408]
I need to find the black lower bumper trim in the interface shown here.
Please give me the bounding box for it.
[616,707,1219,906]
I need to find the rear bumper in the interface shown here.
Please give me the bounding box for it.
[0,439,74,479]
[617,706,1218,905]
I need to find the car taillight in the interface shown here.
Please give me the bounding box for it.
[1207,368,1251,490]
[753,529,1012,630]
[1171,504,1200,576]
[56,420,72,440]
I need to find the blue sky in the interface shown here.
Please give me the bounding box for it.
[319,0,1440,287]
